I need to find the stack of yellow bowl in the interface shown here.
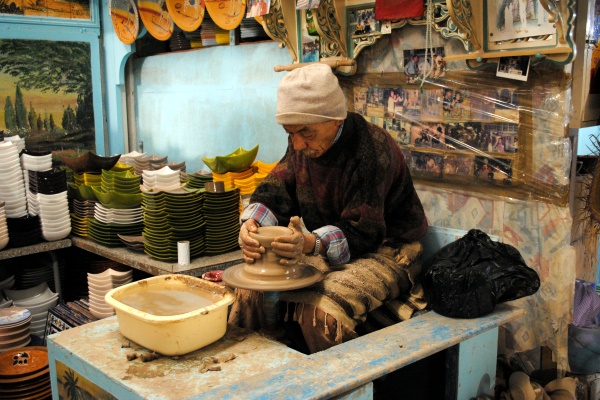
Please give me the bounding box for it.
[213,169,254,190]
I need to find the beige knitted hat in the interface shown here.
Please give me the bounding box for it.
[275,63,347,125]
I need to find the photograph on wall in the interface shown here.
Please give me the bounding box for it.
[443,154,475,177]
[444,122,483,151]
[366,86,386,118]
[411,151,443,177]
[384,118,410,145]
[247,0,270,17]
[348,7,380,36]
[404,88,421,119]
[403,47,446,84]
[443,88,470,122]
[474,155,513,183]
[300,10,320,62]
[296,0,320,10]
[384,88,405,118]
[421,88,444,121]
[0,0,91,18]
[353,86,368,115]
[470,88,497,121]
[495,87,519,122]
[497,56,530,81]
[488,0,556,42]
[482,122,519,152]
[0,39,96,165]
[411,122,445,149]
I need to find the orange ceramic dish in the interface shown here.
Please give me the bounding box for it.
[166,0,205,32]
[109,0,140,45]
[138,0,174,41]
[204,0,247,31]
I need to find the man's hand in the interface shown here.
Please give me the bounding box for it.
[271,216,305,266]
[238,219,263,264]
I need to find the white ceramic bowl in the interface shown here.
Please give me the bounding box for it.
[5,282,53,301]
[42,226,71,241]
[15,296,59,314]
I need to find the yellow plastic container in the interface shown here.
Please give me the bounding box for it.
[105,275,235,356]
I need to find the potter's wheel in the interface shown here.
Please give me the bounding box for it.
[222,264,323,291]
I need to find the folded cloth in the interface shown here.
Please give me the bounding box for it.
[280,241,427,343]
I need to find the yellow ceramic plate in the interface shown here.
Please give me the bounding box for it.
[138,0,175,41]
[109,0,140,45]
[205,0,247,31]
[166,0,205,32]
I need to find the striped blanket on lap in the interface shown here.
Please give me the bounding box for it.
[280,241,428,340]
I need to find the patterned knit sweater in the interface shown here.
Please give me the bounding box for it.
[250,112,428,259]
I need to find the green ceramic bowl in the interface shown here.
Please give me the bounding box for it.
[92,187,142,209]
[202,145,259,174]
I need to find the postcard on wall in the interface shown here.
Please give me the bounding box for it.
[481,122,519,153]
[495,88,519,123]
[487,0,556,42]
[366,86,386,118]
[474,155,513,183]
[470,88,497,121]
[497,56,530,81]
[444,122,483,151]
[421,89,444,121]
[443,88,470,122]
[384,118,411,145]
[411,151,443,178]
[354,86,368,115]
[444,154,475,177]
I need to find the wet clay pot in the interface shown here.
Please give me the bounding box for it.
[243,226,302,279]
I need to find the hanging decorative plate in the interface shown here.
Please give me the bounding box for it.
[166,0,205,32]
[138,0,175,41]
[204,0,247,31]
[109,0,140,45]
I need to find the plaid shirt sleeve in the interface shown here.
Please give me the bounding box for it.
[242,204,350,266]
[240,203,279,227]
[313,226,350,266]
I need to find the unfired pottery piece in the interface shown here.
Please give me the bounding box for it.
[222,226,323,291]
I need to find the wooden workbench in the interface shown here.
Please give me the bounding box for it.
[47,303,524,400]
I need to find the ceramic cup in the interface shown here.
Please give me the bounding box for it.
[243,226,302,279]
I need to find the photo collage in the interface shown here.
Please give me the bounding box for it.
[354,81,520,184]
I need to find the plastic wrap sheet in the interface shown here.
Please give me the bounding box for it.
[340,70,573,206]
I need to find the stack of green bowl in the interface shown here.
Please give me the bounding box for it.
[141,188,205,262]
[68,172,101,237]
[204,187,240,255]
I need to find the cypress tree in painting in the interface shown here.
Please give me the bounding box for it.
[14,84,27,130]
[4,95,16,130]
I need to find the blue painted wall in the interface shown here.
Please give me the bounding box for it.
[577,125,600,155]
[132,42,293,172]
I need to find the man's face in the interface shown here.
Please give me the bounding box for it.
[283,120,342,158]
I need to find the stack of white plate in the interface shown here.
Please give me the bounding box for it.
[141,166,181,192]
[38,192,71,241]
[3,135,25,153]
[119,151,146,167]
[87,269,133,319]
[3,282,59,338]
[94,203,143,225]
[0,307,31,351]
[0,142,27,218]
[20,152,52,172]
[0,202,7,250]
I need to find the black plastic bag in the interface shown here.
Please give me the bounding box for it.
[422,229,540,318]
